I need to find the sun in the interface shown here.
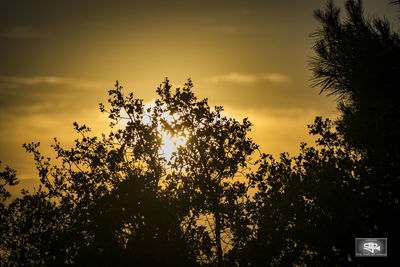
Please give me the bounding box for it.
[159,128,187,161]
[156,105,188,162]
[142,102,188,162]
[118,101,188,162]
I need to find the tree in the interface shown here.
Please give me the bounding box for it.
[2,1,399,265]
[1,162,19,263]
[240,117,371,265]
[310,0,400,163]
[155,79,258,265]
[238,1,400,265]
[0,79,257,266]
[310,0,400,262]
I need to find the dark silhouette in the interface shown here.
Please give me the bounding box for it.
[310,0,400,264]
[239,1,399,265]
[1,79,257,266]
[238,117,386,265]
[1,0,399,266]
[311,0,400,163]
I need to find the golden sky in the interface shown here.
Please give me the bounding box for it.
[0,0,398,193]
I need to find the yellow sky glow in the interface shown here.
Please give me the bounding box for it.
[1,0,398,195]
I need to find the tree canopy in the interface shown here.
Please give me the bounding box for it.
[1,79,259,266]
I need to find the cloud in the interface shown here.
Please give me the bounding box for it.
[260,73,290,83]
[2,26,50,39]
[208,72,289,84]
[0,75,107,89]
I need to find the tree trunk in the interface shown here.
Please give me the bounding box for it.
[215,212,223,266]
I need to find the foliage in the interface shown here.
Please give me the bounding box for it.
[232,1,400,265]
[1,79,257,266]
[1,0,399,266]
[310,0,400,164]
[240,117,368,265]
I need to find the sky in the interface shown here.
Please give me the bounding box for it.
[1,0,399,193]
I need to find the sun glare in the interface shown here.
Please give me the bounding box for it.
[155,103,188,161]
[119,101,188,162]
[159,129,187,161]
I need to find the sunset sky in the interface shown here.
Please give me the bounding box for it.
[1,0,398,193]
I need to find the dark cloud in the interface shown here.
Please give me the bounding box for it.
[0,76,110,118]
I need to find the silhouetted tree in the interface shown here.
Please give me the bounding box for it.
[311,0,400,163]
[2,1,399,266]
[238,0,400,265]
[0,79,257,266]
[239,117,371,265]
[311,0,400,261]
[1,162,19,263]
[155,79,258,266]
